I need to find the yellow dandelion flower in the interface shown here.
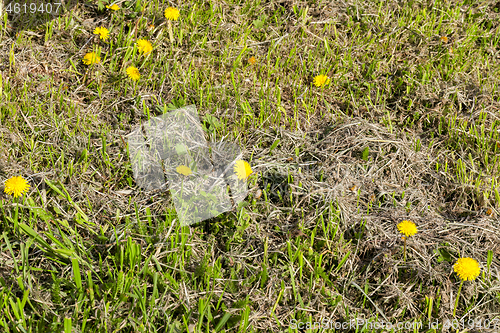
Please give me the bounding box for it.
[164,7,179,43]
[397,220,418,237]
[234,160,253,180]
[313,74,330,87]
[126,66,140,81]
[93,27,110,41]
[398,220,417,261]
[248,56,257,65]
[106,4,119,10]
[164,7,180,20]
[4,176,30,198]
[454,257,480,281]
[440,36,448,43]
[82,52,101,65]
[452,257,480,316]
[176,165,192,176]
[136,39,153,55]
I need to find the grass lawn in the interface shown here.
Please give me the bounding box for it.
[1,0,500,331]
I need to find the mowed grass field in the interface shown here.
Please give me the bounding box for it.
[1,0,500,331]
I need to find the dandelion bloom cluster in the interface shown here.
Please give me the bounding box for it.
[234,160,253,180]
[82,52,101,65]
[106,4,119,10]
[313,74,330,87]
[176,165,192,176]
[164,7,180,21]
[397,220,417,237]
[126,66,140,81]
[248,56,257,65]
[454,257,480,281]
[93,27,110,41]
[4,176,30,198]
[136,39,153,55]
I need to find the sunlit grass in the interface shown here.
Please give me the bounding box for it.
[0,0,500,331]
